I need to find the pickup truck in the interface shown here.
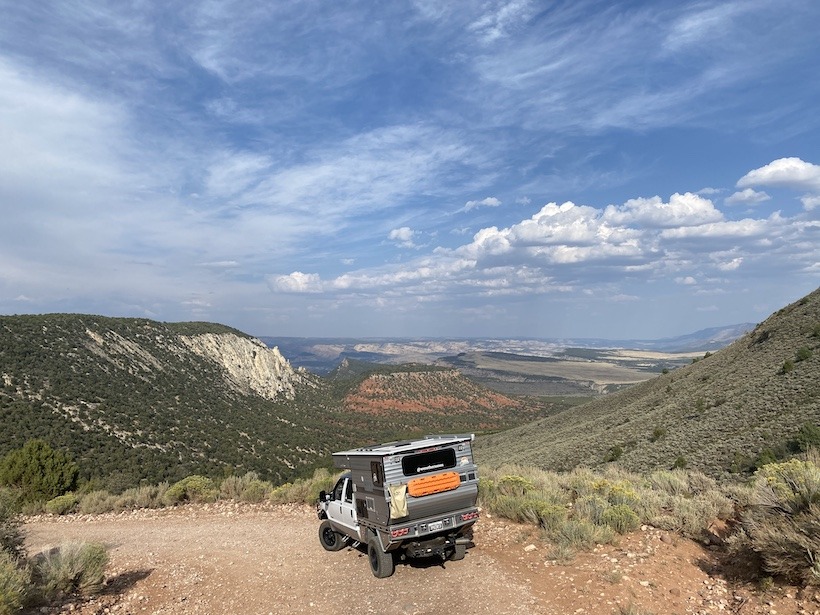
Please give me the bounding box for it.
[316,434,480,578]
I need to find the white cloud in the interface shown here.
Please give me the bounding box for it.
[725,188,770,206]
[676,276,697,285]
[737,157,820,192]
[469,0,534,44]
[389,227,418,248]
[801,195,820,211]
[463,196,502,211]
[602,193,723,228]
[268,272,323,293]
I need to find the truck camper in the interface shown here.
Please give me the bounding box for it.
[317,434,480,577]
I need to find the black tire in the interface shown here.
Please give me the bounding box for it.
[449,543,466,561]
[319,520,345,552]
[367,536,395,578]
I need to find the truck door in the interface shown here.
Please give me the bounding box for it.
[328,476,358,534]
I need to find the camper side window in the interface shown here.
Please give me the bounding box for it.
[344,479,353,503]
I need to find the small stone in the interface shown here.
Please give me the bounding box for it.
[524,544,537,552]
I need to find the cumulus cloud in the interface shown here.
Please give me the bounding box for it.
[602,193,723,228]
[737,157,820,212]
[389,227,418,248]
[737,157,820,192]
[725,188,770,206]
[268,272,323,293]
[463,197,501,211]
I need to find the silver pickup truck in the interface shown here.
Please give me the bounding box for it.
[316,434,480,578]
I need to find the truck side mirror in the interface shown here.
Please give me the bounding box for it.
[319,490,328,502]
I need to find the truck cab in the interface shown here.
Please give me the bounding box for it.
[317,434,479,578]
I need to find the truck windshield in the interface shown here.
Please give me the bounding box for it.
[401,448,457,476]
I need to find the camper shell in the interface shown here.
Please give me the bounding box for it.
[317,434,479,577]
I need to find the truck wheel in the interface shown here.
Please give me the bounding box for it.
[449,543,466,561]
[319,520,345,551]
[367,537,395,578]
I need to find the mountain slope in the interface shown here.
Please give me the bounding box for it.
[0,314,551,487]
[474,287,820,477]
[0,314,334,485]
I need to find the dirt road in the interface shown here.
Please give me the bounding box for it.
[24,502,810,615]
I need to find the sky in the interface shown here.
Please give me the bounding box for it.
[1,1,819,340]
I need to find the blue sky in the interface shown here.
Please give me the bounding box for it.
[1,1,819,340]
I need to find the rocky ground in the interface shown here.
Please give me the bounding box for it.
[23,502,816,615]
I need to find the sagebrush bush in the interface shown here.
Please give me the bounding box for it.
[0,551,28,615]
[602,504,641,534]
[78,490,117,515]
[220,472,273,503]
[114,483,167,510]
[554,518,615,550]
[45,493,78,516]
[163,476,218,505]
[33,542,108,601]
[743,452,820,584]
[496,475,534,497]
[574,495,609,525]
[269,468,335,505]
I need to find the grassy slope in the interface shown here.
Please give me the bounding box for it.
[474,287,820,478]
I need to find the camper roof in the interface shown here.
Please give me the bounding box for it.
[332,434,474,458]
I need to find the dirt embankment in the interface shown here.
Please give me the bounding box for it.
[24,502,815,615]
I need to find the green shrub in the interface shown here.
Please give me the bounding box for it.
[650,427,667,442]
[0,490,24,561]
[672,456,688,470]
[794,425,820,453]
[601,504,641,534]
[163,476,218,505]
[0,551,28,615]
[239,480,270,503]
[604,446,623,463]
[796,346,813,362]
[269,468,336,505]
[0,440,78,504]
[742,453,820,584]
[45,493,78,516]
[782,359,795,374]
[33,542,108,600]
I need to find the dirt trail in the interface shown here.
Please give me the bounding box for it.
[24,502,813,615]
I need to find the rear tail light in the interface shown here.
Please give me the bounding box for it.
[461,511,480,522]
[391,527,410,538]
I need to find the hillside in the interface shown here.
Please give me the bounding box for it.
[0,314,548,487]
[474,287,820,477]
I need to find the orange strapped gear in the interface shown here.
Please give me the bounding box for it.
[407,471,461,497]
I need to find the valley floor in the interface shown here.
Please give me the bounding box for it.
[23,502,812,615]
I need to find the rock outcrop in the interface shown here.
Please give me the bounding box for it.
[179,333,303,400]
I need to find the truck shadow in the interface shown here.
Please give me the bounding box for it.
[347,541,475,573]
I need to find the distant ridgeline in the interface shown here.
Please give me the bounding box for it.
[474,287,820,478]
[0,314,545,489]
